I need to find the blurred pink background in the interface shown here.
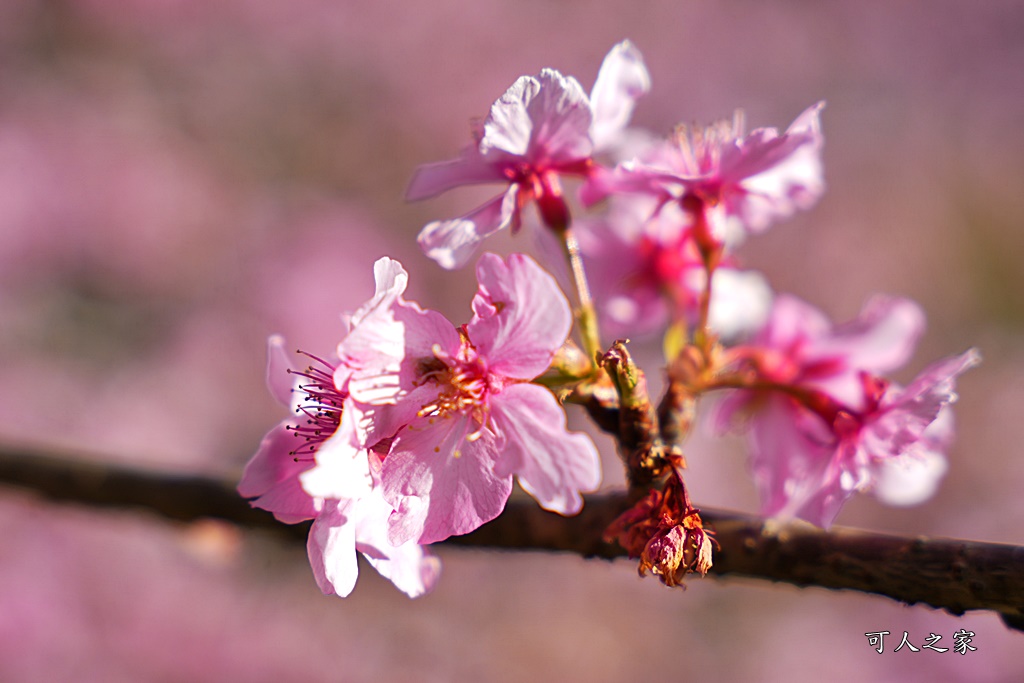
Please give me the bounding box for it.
[1,1,1022,680]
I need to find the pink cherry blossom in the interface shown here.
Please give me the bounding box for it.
[745,350,978,527]
[584,102,824,245]
[407,41,650,269]
[746,293,926,409]
[333,253,602,545]
[238,336,439,598]
[718,295,978,527]
[577,196,771,339]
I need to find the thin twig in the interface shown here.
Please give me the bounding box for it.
[1,443,1022,631]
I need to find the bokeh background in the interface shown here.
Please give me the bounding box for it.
[1,1,1023,681]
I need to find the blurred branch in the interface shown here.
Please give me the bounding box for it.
[1,442,1023,632]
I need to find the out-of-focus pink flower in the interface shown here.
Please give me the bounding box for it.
[746,351,977,527]
[329,254,601,545]
[578,196,771,339]
[407,41,649,269]
[584,102,824,245]
[719,295,978,527]
[238,336,439,598]
[748,294,926,409]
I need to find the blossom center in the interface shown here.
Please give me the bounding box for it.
[672,110,744,179]
[416,342,493,438]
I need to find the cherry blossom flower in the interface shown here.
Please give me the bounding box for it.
[578,196,771,339]
[583,102,825,246]
[718,295,978,526]
[327,254,601,545]
[743,351,977,527]
[744,294,927,410]
[238,337,440,598]
[406,41,650,269]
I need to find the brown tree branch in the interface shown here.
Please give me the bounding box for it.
[1,442,1022,632]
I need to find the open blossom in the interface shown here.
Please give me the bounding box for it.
[744,294,927,409]
[238,337,440,598]
[323,253,602,545]
[584,102,824,246]
[719,295,978,527]
[578,196,771,339]
[406,41,650,269]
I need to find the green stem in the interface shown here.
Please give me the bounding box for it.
[560,226,602,366]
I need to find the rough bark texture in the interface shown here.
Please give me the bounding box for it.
[1,443,1022,631]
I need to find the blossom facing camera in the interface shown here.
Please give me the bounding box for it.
[407,41,650,269]
[321,253,602,545]
[238,336,439,598]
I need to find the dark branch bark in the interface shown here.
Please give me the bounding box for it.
[1,443,1022,632]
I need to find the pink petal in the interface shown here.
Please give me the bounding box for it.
[381,415,512,545]
[526,69,594,162]
[482,75,537,157]
[818,296,926,374]
[349,383,439,453]
[346,305,462,449]
[867,348,980,453]
[237,421,318,523]
[724,102,824,182]
[333,262,410,401]
[417,186,519,270]
[405,146,507,201]
[343,304,457,408]
[489,383,601,514]
[306,486,441,598]
[467,252,572,379]
[589,40,651,152]
[482,70,593,163]
[346,256,409,330]
[808,296,926,407]
[786,100,826,137]
[746,396,850,526]
[791,443,868,529]
[265,335,294,407]
[307,499,359,597]
[360,540,441,599]
[732,103,825,232]
[758,294,832,353]
[718,128,788,181]
[338,256,459,413]
[298,407,373,501]
[352,493,441,598]
[338,258,463,448]
[891,348,980,414]
[871,432,949,507]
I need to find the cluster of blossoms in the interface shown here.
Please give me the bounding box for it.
[240,41,977,596]
[240,254,600,596]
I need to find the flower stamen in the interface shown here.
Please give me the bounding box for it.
[286,351,347,461]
